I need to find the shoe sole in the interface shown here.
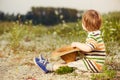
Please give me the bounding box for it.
[33,57,47,74]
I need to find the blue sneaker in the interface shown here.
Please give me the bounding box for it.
[39,54,45,61]
[39,55,49,66]
[34,56,49,73]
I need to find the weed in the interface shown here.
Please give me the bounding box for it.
[9,23,27,53]
[55,66,74,74]
[91,65,116,80]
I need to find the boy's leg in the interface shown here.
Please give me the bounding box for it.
[67,60,88,72]
[46,60,67,71]
[46,56,67,71]
[47,60,89,72]
[49,63,67,71]
[34,55,67,73]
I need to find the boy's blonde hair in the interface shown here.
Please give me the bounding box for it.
[82,10,102,31]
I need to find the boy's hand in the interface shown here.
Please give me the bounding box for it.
[71,42,80,48]
[71,42,93,52]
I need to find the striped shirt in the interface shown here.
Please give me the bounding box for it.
[83,30,106,73]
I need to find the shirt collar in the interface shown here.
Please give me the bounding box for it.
[88,30,101,35]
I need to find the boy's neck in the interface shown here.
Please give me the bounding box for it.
[88,30,101,34]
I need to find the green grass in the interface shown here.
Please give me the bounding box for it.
[55,66,74,74]
[91,65,117,80]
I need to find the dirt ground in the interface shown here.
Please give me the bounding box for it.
[0,51,91,80]
[0,37,120,80]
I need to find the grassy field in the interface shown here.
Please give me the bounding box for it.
[0,12,120,80]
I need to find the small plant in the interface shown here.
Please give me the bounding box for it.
[9,23,27,53]
[91,65,116,80]
[55,66,74,74]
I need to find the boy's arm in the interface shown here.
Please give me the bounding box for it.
[71,42,93,52]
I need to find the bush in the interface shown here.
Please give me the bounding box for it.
[91,65,116,80]
[101,12,120,54]
[55,66,74,74]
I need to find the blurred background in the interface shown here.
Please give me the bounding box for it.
[1,0,120,14]
[0,0,120,25]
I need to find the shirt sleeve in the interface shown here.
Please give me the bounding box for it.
[86,38,97,51]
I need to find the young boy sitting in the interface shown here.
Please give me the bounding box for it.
[33,9,106,73]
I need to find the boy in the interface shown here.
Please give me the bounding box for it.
[34,10,106,73]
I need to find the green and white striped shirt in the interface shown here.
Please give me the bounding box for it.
[83,30,106,73]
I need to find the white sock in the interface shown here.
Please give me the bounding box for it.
[46,63,54,71]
